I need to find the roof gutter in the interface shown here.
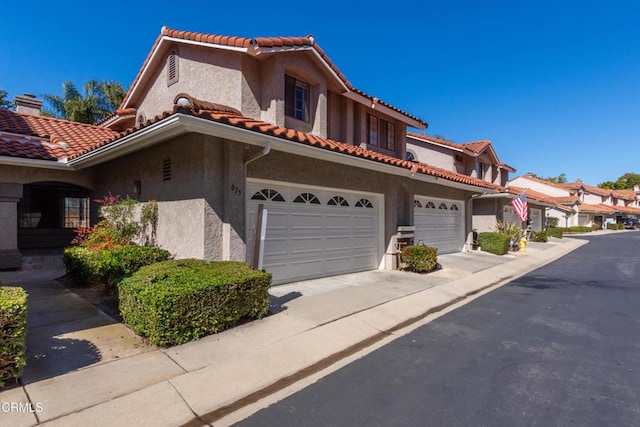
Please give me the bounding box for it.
[67,113,497,193]
[0,156,70,170]
[343,91,426,130]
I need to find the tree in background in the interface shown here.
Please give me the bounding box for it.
[0,90,12,110]
[526,172,567,183]
[43,80,126,124]
[599,173,640,190]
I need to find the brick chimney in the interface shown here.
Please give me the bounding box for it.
[14,93,43,115]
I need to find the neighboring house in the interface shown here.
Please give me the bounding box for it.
[403,133,549,233]
[406,133,515,186]
[472,186,555,233]
[0,27,500,284]
[508,175,640,228]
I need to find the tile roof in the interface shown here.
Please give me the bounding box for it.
[119,27,427,127]
[460,140,491,154]
[549,195,580,205]
[406,132,462,150]
[162,94,494,189]
[506,186,556,205]
[612,189,637,200]
[0,94,496,191]
[0,109,120,161]
[578,203,619,214]
[512,174,568,189]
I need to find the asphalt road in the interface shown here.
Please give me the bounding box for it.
[235,232,640,426]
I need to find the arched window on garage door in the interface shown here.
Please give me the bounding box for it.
[328,196,349,206]
[251,188,285,202]
[355,198,373,208]
[293,192,320,204]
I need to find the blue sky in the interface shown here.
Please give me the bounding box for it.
[2,1,639,185]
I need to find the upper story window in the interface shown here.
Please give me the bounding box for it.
[367,114,395,151]
[285,75,310,122]
[476,162,485,180]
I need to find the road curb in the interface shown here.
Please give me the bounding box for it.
[183,238,588,426]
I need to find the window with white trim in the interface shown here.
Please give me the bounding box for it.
[285,75,310,122]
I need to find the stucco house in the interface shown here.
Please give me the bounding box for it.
[508,175,640,228]
[404,133,552,233]
[406,133,515,187]
[0,27,503,284]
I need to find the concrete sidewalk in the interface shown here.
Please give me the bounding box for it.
[0,237,587,427]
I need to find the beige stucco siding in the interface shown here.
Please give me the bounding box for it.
[136,45,245,121]
[406,141,455,170]
[91,133,238,261]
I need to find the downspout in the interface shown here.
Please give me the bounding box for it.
[243,142,272,260]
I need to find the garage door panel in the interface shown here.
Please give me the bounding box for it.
[290,212,324,230]
[247,180,381,284]
[414,196,464,254]
[324,257,353,274]
[262,237,289,257]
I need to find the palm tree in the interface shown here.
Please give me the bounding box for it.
[43,80,126,124]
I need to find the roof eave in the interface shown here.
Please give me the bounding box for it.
[343,91,427,130]
[0,155,70,170]
[68,113,493,193]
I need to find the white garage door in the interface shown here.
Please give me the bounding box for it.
[413,196,465,254]
[246,180,382,285]
[530,208,542,232]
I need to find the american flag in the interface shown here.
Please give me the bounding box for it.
[512,190,528,221]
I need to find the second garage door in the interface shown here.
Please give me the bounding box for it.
[246,180,383,285]
[413,196,465,254]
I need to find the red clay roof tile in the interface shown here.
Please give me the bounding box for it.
[0,95,492,191]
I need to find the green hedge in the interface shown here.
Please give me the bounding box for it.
[63,246,170,290]
[478,232,511,255]
[63,247,101,285]
[118,260,271,347]
[607,223,624,230]
[531,230,548,243]
[563,226,592,233]
[0,287,27,389]
[401,245,438,273]
[99,246,171,293]
[547,227,564,239]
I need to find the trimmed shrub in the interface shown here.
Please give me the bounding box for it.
[531,230,548,243]
[478,232,511,255]
[63,246,102,285]
[118,260,271,346]
[547,227,564,239]
[0,287,27,389]
[63,245,170,289]
[564,226,592,233]
[591,223,602,231]
[607,223,624,230]
[401,245,438,273]
[99,246,170,293]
